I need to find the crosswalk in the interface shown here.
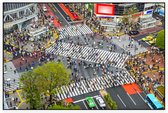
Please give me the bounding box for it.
[54,70,135,100]
[46,42,129,68]
[4,62,20,92]
[58,24,93,38]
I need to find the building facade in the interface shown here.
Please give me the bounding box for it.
[3,3,38,31]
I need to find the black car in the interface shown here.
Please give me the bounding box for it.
[128,31,139,36]
[69,8,74,12]
[66,16,71,22]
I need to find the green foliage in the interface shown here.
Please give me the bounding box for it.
[33,61,71,103]
[155,30,165,49]
[20,71,42,109]
[20,61,71,109]
[122,5,139,27]
[104,94,117,110]
[123,5,139,15]
[122,17,129,24]
[48,104,80,110]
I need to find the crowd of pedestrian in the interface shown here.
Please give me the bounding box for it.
[125,46,164,94]
[4,4,57,62]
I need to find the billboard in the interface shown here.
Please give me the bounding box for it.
[94,4,115,16]
[144,9,153,15]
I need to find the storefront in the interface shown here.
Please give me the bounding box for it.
[99,19,121,32]
[139,10,157,30]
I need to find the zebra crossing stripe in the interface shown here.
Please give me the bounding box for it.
[52,70,136,100]
[93,78,99,91]
[46,42,129,69]
[96,78,102,90]
[66,27,73,36]
[82,25,89,34]
[64,85,70,98]
[75,83,81,95]
[81,81,87,93]
[61,86,66,99]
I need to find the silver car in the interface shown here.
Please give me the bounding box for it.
[96,96,106,108]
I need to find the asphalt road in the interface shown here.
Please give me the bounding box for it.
[106,86,150,110]
[72,86,150,110]
[52,3,70,26]
[73,94,108,110]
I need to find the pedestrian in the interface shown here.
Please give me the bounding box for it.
[4,65,7,70]
[14,70,16,74]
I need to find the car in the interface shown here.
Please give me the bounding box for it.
[72,12,79,20]
[85,97,96,109]
[69,8,74,12]
[152,34,158,38]
[50,16,54,20]
[66,16,71,22]
[142,35,153,41]
[96,96,106,108]
[149,38,156,45]
[64,3,69,7]
[43,6,47,12]
[128,30,139,36]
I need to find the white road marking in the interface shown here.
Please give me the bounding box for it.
[137,91,146,102]
[83,101,88,110]
[117,94,126,107]
[53,4,70,25]
[127,93,136,105]
[94,101,99,109]
[73,98,85,103]
[73,95,100,104]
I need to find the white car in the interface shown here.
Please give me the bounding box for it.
[96,96,106,108]
[43,6,47,12]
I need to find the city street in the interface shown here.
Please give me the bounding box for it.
[3,3,165,110]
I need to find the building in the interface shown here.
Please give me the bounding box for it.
[93,3,162,32]
[3,3,38,31]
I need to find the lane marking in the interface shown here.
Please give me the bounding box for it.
[83,100,88,110]
[52,4,70,26]
[73,95,100,104]
[117,94,126,107]
[16,90,26,108]
[94,101,99,109]
[73,98,85,103]
[127,93,136,105]
[137,91,146,102]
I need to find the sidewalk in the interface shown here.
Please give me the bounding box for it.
[45,4,61,27]
[134,26,163,37]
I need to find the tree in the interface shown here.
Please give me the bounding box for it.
[155,30,165,49]
[20,71,42,109]
[33,61,71,104]
[104,94,117,110]
[48,104,80,110]
[122,5,139,30]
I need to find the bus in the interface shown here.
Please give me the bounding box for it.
[146,94,163,110]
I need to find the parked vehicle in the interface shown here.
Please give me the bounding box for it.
[128,30,139,36]
[96,96,106,108]
[85,97,96,109]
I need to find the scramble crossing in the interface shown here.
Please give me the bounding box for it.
[58,24,93,38]
[54,70,135,100]
[46,42,129,69]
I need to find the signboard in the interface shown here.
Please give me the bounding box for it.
[144,9,153,15]
[94,4,115,16]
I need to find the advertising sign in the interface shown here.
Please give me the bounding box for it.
[94,4,115,16]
